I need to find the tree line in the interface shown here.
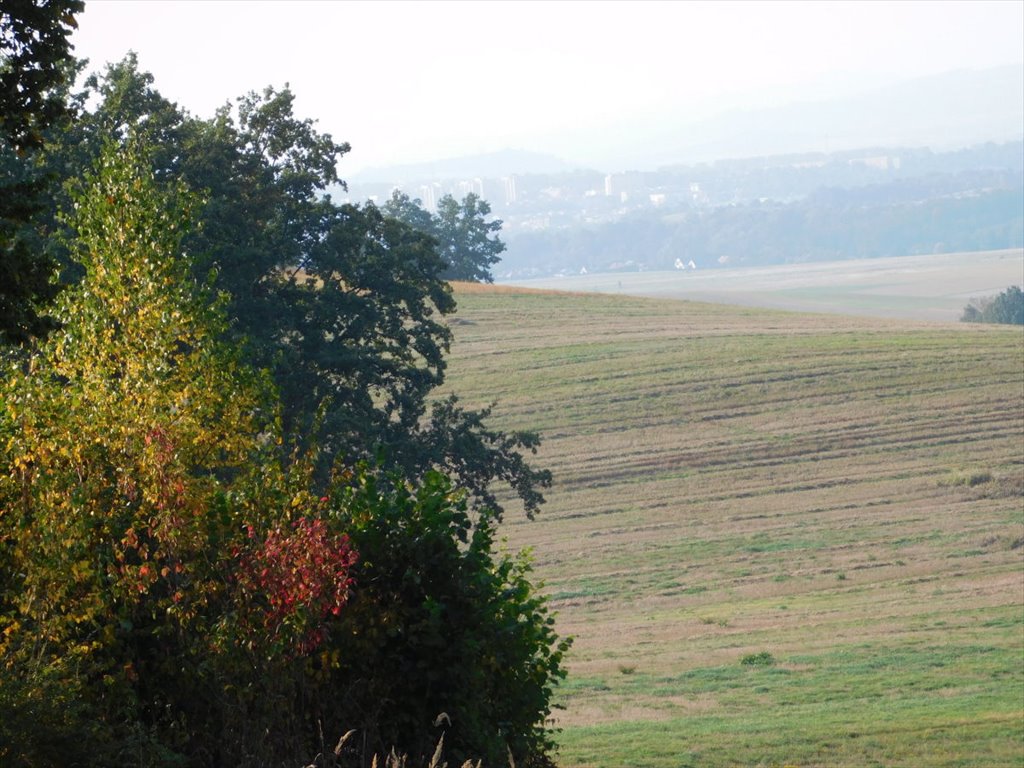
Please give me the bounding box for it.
[0,4,564,766]
[962,285,1024,325]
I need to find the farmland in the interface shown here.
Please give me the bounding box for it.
[441,284,1024,767]
[507,249,1024,323]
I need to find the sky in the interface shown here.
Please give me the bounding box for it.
[70,1,1024,174]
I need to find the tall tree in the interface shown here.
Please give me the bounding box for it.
[46,56,548,517]
[0,0,83,347]
[0,141,276,763]
[1,137,566,768]
[1,55,567,764]
[434,192,505,283]
[386,189,506,283]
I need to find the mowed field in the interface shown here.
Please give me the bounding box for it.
[441,284,1024,768]
[509,249,1024,323]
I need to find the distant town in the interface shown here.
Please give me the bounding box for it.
[341,141,1023,279]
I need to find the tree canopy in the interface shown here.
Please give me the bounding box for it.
[0,0,83,346]
[385,189,506,283]
[0,0,82,152]
[1,49,565,767]
[34,53,548,519]
[962,284,1024,325]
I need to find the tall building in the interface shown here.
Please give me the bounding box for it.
[418,183,437,212]
[502,175,518,205]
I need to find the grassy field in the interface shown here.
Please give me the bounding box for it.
[441,284,1024,768]
[507,249,1024,323]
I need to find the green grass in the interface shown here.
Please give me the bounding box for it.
[442,286,1024,767]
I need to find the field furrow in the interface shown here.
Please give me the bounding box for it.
[440,288,1023,768]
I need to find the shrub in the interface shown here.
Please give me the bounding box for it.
[740,651,776,666]
[315,469,570,768]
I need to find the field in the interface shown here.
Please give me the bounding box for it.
[441,284,1024,767]
[507,249,1024,323]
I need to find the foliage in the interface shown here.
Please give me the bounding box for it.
[0,144,64,346]
[386,191,505,283]
[45,55,546,518]
[320,470,569,768]
[0,53,566,767]
[1,132,566,767]
[410,396,551,520]
[0,0,83,152]
[0,144,359,766]
[961,284,1024,324]
[233,516,357,657]
[0,0,83,346]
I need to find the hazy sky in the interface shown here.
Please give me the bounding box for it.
[71,1,1024,173]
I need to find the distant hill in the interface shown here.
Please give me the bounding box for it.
[604,65,1024,171]
[351,148,581,184]
[345,67,1022,187]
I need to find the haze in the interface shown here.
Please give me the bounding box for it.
[71,0,1024,175]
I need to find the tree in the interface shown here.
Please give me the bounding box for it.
[434,192,505,283]
[962,285,1024,325]
[382,188,435,233]
[0,0,83,152]
[1,138,568,768]
[0,0,83,347]
[982,285,1024,325]
[0,140,242,759]
[0,146,63,346]
[46,56,548,518]
[960,302,982,322]
[0,141,359,766]
[386,189,506,283]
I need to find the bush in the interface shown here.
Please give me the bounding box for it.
[740,651,776,666]
[316,469,569,768]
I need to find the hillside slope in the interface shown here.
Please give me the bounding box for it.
[442,287,1023,767]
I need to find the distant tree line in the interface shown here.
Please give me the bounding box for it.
[962,285,1024,325]
[506,182,1023,274]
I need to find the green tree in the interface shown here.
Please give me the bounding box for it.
[47,56,548,518]
[434,192,505,283]
[387,190,505,283]
[0,0,83,152]
[962,285,1024,325]
[321,469,569,767]
[0,0,83,347]
[382,188,435,233]
[982,285,1024,325]
[0,146,63,347]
